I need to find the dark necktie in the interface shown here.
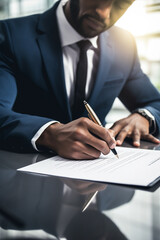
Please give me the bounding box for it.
[72,40,92,120]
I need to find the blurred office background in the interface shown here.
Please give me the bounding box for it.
[0,0,160,122]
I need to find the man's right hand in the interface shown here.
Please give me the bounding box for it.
[36,117,116,160]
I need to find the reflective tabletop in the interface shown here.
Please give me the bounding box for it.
[0,140,160,240]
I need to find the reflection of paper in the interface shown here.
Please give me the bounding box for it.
[18,147,160,187]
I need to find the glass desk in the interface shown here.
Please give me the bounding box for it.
[0,140,160,240]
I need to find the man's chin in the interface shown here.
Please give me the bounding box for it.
[78,23,108,38]
[78,27,102,38]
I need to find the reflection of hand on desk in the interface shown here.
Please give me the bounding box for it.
[62,178,106,195]
[122,136,160,150]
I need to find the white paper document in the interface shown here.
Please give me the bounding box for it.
[18,147,160,187]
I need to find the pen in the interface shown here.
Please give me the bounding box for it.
[83,100,119,159]
[82,191,98,212]
[82,100,119,212]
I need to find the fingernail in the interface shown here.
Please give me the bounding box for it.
[116,140,121,145]
[134,141,140,147]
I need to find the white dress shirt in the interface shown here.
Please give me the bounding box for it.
[31,0,98,150]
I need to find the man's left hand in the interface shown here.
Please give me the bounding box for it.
[109,113,160,147]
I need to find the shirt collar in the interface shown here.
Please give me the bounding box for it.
[56,0,98,49]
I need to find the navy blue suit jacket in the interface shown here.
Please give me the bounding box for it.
[0,1,160,152]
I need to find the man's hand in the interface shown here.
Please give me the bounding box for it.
[36,117,116,160]
[109,113,160,147]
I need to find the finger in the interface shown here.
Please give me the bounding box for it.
[82,143,101,159]
[108,128,116,138]
[132,130,141,147]
[116,128,130,145]
[141,134,160,144]
[73,119,113,154]
[110,121,126,137]
[67,141,101,160]
[69,141,101,160]
[85,134,110,155]
[71,151,100,160]
[88,123,116,150]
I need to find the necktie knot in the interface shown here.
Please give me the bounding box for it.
[77,40,92,52]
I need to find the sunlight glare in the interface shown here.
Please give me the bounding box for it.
[116,1,156,37]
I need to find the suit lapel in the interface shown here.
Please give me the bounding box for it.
[88,31,114,107]
[36,2,72,121]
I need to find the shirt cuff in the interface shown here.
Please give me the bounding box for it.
[31,121,59,151]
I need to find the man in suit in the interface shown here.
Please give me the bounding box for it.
[0,0,160,157]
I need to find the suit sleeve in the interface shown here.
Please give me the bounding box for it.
[0,22,53,152]
[118,32,160,136]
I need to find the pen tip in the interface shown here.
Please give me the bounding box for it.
[116,154,119,159]
[83,100,87,105]
[82,205,87,212]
